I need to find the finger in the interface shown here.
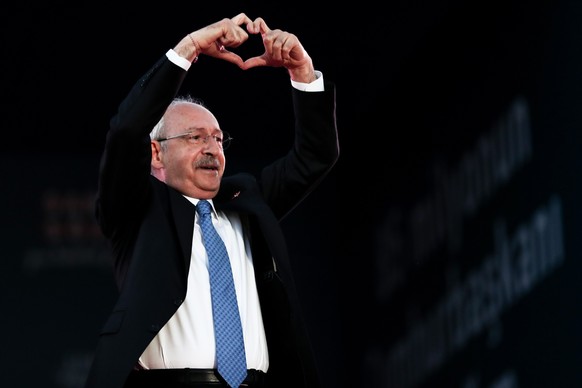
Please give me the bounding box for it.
[232,12,253,26]
[216,27,248,49]
[281,34,300,62]
[248,17,270,35]
[265,31,286,62]
[259,18,270,35]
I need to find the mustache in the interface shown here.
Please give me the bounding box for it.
[195,156,221,169]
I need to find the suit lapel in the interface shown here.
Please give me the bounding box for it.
[168,189,197,272]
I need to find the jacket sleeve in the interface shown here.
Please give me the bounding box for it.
[95,54,188,238]
[260,79,340,220]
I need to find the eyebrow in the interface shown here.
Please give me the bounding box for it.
[181,127,223,135]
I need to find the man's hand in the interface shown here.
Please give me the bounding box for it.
[242,18,316,83]
[179,13,255,67]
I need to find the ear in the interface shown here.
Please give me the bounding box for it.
[151,140,164,169]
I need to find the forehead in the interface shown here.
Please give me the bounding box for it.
[166,102,221,133]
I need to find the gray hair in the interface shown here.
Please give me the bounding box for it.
[149,95,207,148]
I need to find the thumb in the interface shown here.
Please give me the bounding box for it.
[241,55,268,70]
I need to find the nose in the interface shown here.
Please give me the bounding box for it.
[202,135,222,153]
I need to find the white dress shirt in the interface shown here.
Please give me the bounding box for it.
[139,198,269,371]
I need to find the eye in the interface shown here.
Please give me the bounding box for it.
[187,134,202,143]
[213,135,223,144]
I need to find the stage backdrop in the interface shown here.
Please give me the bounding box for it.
[341,1,582,387]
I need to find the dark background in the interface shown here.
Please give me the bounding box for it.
[2,1,582,387]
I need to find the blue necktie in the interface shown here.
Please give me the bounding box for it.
[196,200,247,387]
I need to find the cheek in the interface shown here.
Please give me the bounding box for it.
[168,150,194,173]
[219,155,226,172]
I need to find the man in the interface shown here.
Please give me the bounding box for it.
[85,13,339,388]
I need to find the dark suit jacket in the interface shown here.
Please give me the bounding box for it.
[84,53,339,388]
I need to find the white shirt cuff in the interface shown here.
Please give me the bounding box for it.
[291,70,324,92]
[166,49,192,71]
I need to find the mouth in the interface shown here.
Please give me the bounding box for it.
[196,157,220,172]
[196,158,220,176]
[198,164,219,171]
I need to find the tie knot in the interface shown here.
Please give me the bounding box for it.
[196,199,212,216]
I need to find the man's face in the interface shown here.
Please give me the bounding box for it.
[151,102,226,199]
